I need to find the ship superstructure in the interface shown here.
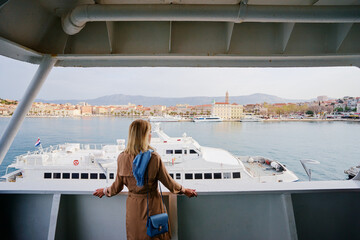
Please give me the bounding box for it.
[2,124,298,185]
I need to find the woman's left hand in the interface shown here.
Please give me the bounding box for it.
[184,188,197,198]
[93,188,105,198]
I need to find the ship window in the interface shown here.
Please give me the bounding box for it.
[184,150,187,154]
[233,172,241,179]
[81,173,88,179]
[99,173,106,179]
[185,173,193,179]
[190,149,197,154]
[62,173,70,179]
[166,150,173,154]
[44,173,51,179]
[214,173,222,179]
[176,173,181,179]
[72,173,79,179]
[175,150,182,154]
[110,173,114,179]
[195,173,202,179]
[204,173,212,179]
[169,173,174,179]
[53,173,61,179]
[223,172,231,179]
[90,173,97,179]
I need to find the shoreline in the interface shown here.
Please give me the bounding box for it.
[0,116,359,122]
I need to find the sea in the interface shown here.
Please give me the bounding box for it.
[0,117,359,181]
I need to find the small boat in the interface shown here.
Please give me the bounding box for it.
[345,165,360,179]
[148,114,182,122]
[193,115,223,122]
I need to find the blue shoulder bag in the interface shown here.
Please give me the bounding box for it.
[146,171,169,237]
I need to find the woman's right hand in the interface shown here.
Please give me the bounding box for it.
[93,188,105,198]
[184,188,197,198]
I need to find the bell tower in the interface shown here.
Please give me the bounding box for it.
[225,91,229,103]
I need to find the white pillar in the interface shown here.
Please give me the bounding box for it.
[48,193,61,240]
[0,55,56,164]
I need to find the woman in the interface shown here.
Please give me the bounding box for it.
[93,119,197,240]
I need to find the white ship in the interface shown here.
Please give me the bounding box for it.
[148,115,182,122]
[1,124,298,184]
[193,115,223,122]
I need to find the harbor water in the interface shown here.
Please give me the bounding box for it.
[0,117,359,181]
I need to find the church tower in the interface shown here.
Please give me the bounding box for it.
[225,91,229,103]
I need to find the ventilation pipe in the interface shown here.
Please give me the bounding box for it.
[62,4,360,35]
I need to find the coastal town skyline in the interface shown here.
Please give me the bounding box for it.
[1,56,360,101]
[1,94,359,119]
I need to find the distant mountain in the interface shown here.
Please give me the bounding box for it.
[36,93,309,107]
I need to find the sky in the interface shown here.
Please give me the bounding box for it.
[0,55,359,101]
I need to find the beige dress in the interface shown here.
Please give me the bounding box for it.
[105,151,184,240]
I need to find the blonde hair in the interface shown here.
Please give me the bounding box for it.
[125,119,152,156]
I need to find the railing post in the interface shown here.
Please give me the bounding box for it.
[48,193,61,240]
[169,194,178,240]
[0,55,56,165]
[281,193,298,240]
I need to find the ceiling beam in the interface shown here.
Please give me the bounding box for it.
[54,54,360,68]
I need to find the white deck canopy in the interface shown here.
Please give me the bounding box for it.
[0,0,359,67]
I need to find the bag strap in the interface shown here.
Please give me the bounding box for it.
[146,170,149,219]
[158,183,166,213]
[146,168,167,220]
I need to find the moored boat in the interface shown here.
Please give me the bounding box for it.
[193,115,223,122]
[148,115,182,122]
[1,124,298,186]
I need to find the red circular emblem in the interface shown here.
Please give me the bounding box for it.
[73,160,79,166]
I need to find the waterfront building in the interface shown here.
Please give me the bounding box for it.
[67,108,81,116]
[150,105,166,115]
[244,104,268,115]
[357,103,360,113]
[142,107,151,116]
[193,104,212,115]
[166,106,178,115]
[174,104,192,115]
[347,98,358,110]
[0,108,9,116]
[93,106,107,115]
[230,103,244,119]
[212,102,230,119]
[212,102,244,120]
[211,92,244,120]
[81,106,93,115]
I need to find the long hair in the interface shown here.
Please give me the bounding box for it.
[125,119,152,156]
